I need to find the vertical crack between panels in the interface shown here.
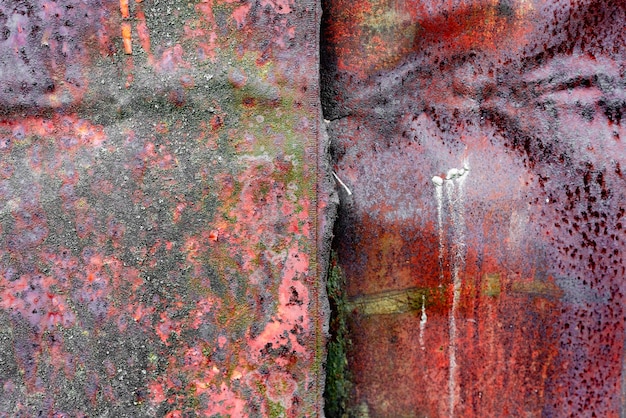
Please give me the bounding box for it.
[318,0,352,417]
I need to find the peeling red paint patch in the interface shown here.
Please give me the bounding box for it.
[249,247,311,361]
[232,3,252,28]
[267,371,298,408]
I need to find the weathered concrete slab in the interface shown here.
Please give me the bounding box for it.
[0,0,328,416]
[322,0,626,416]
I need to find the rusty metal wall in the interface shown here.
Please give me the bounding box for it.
[322,0,626,416]
[0,0,328,416]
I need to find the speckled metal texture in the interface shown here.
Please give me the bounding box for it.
[0,0,326,416]
[322,0,626,416]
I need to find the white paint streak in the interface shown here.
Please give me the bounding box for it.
[444,177,458,418]
[419,294,427,351]
[434,178,445,283]
[332,171,353,195]
[433,161,469,418]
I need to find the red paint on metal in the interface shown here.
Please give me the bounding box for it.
[323,0,626,416]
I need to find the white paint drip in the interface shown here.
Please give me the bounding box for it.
[433,176,445,284]
[433,161,469,418]
[419,294,427,351]
[444,177,458,418]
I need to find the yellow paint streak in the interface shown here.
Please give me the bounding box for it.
[512,278,563,298]
[482,272,502,297]
[347,287,431,316]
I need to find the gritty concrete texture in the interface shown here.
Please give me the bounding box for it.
[322,0,626,416]
[0,0,330,416]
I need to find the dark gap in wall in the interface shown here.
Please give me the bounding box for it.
[319,0,353,416]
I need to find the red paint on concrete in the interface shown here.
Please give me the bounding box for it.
[0,0,326,416]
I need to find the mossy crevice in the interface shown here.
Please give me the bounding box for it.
[323,251,352,418]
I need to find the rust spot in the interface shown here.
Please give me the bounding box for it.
[121,22,132,54]
[242,96,256,108]
[120,0,130,19]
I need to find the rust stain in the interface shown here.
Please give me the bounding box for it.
[121,22,132,55]
[120,0,130,19]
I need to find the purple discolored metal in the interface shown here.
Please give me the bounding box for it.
[322,0,626,416]
[0,0,329,416]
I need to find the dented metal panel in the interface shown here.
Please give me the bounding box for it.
[322,0,626,416]
[0,0,326,416]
